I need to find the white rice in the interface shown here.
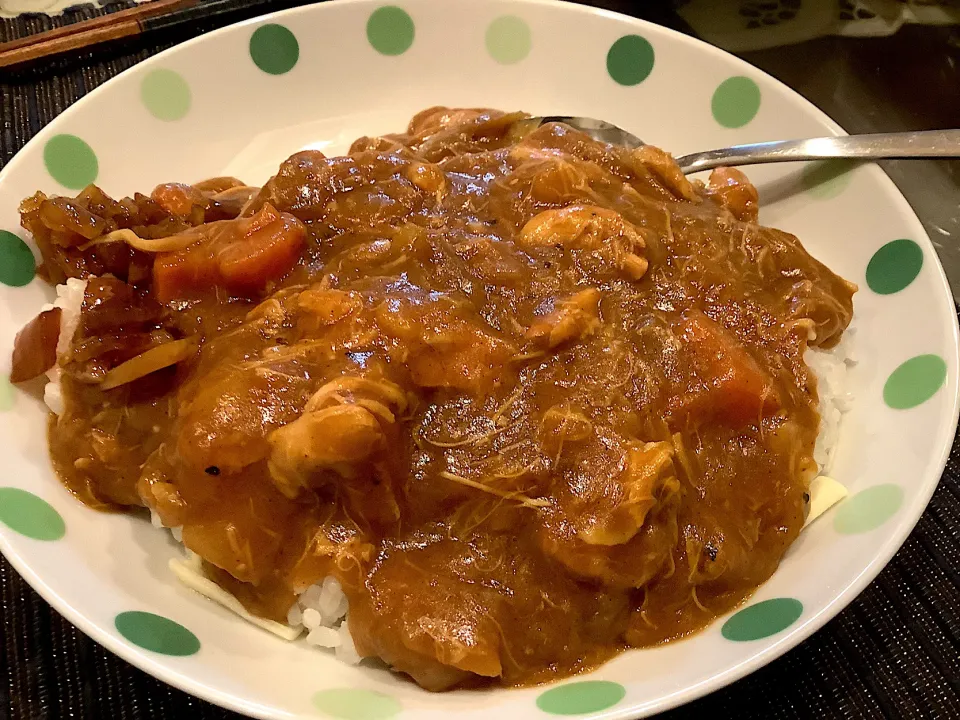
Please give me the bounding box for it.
[291,576,360,664]
[806,326,857,474]
[42,279,852,666]
[41,277,88,416]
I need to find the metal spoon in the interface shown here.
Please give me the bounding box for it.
[529,116,960,174]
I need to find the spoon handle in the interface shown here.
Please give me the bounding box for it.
[675,129,960,174]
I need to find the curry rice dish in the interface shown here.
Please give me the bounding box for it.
[9,108,856,691]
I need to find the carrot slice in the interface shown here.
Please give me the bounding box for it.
[152,243,220,303]
[672,312,779,426]
[151,204,306,302]
[217,209,306,294]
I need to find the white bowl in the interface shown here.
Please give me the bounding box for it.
[0,1,957,718]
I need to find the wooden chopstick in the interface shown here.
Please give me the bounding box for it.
[0,0,199,69]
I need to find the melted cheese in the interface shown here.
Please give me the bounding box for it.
[169,553,301,641]
[803,475,848,528]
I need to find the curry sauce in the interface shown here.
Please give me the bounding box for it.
[12,108,855,690]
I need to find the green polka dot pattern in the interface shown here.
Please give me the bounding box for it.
[883,354,947,409]
[801,159,854,200]
[0,230,36,287]
[866,239,923,295]
[0,376,12,412]
[486,16,531,65]
[711,76,761,128]
[249,24,300,75]
[6,15,955,716]
[141,69,192,121]
[536,680,627,715]
[606,35,655,86]
[115,611,200,656]
[0,488,65,541]
[43,134,98,190]
[312,689,401,720]
[834,484,904,535]
[721,598,803,641]
[367,6,415,56]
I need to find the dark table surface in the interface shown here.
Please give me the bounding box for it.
[2,2,959,718]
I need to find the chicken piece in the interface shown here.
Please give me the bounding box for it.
[180,506,290,588]
[392,107,528,161]
[528,157,594,204]
[241,297,288,342]
[453,237,532,287]
[538,441,681,588]
[164,447,302,587]
[405,106,487,136]
[376,292,517,393]
[177,362,305,474]
[138,449,188,528]
[265,372,408,499]
[778,260,858,349]
[250,150,333,220]
[508,122,696,204]
[704,167,759,222]
[526,288,602,349]
[266,404,384,498]
[286,518,376,594]
[539,404,594,458]
[505,146,611,206]
[346,535,503,690]
[305,375,409,423]
[348,533,628,690]
[630,145,699,202]
[404,162,447,201]
[296,288,362,327]
[519,204,648,281]
[578,442,678,546]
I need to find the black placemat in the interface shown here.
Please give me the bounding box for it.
[2,3,958,718]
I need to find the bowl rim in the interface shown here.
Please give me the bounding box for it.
[1,1,958,718]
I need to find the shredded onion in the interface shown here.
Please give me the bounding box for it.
[192,176,247,193]
[100,337,196,390]
[210,186,260,203]
[79,223,231,254]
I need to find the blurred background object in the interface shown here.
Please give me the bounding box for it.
[733,20,960,298]
[678,0,960,51]
[0,0,147,18]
